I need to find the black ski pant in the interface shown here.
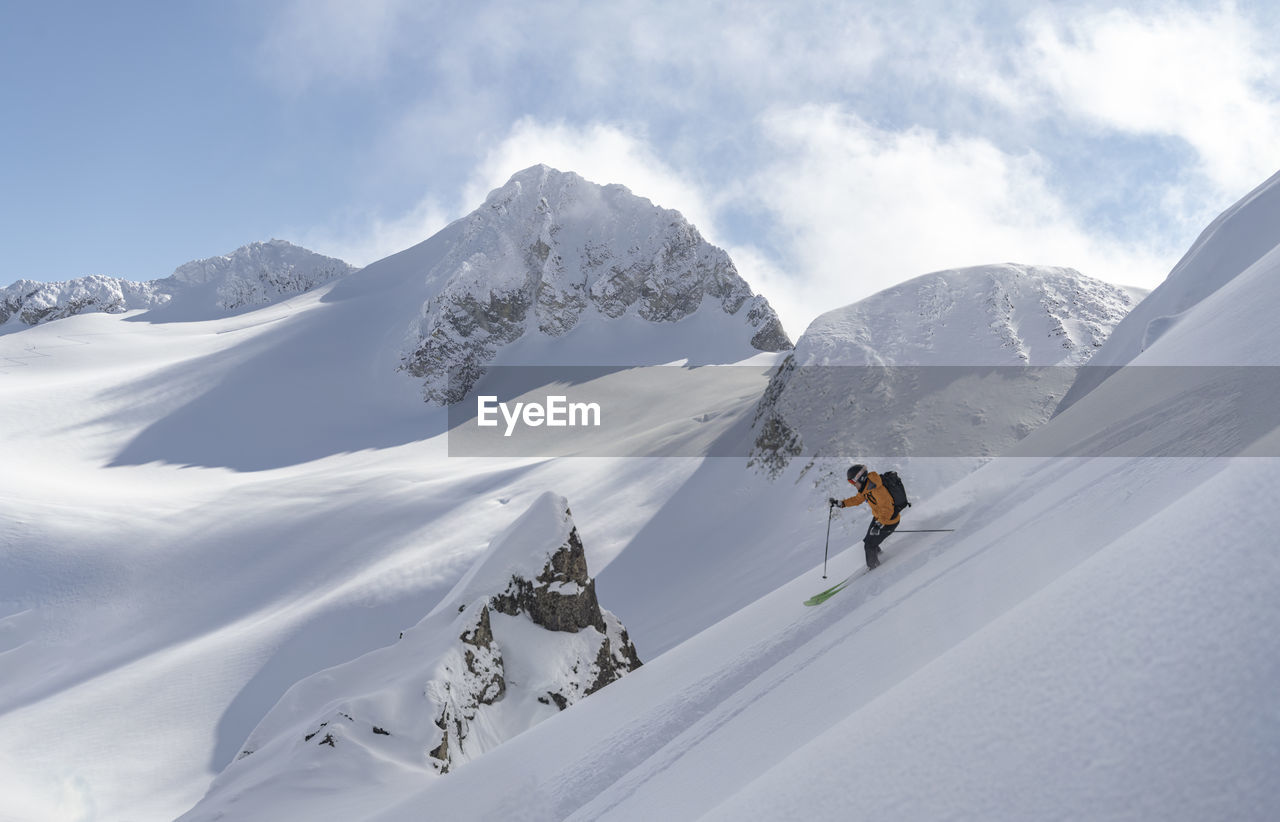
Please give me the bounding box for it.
[864,519,898,567]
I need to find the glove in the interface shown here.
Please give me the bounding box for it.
[828,498,841,508]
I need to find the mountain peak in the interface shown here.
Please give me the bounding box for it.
[396,166,791,403]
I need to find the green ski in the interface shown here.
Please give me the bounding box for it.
[804,568,865,606]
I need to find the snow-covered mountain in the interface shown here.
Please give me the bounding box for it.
[396,164,790,403]
[0,240,356,332]
[750,263,1145,476]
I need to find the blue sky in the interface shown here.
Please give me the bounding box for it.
[3,0,1278,335]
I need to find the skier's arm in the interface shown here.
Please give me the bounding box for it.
[837,491,865,509]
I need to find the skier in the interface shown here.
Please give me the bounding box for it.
[829,464,901,570]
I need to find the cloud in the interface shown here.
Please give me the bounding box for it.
[733,106,1170,333]
[295,195,451,267]
[1024,3,1280,199]
[255,1,1279,338]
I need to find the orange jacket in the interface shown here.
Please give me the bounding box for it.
[839,471,901,525]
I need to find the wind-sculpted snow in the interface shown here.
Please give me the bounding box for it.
[399,165,790,403]
[749,264,1144,475]
[0,240,355,332]
[180,493,640,818]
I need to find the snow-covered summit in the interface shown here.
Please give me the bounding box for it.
[158,239,357,313]
[0,240,356,332]
[750,264,1145,475]
[396,164,791,402]
[181,492,641,819]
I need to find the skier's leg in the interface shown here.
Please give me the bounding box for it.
[864,520,883,569]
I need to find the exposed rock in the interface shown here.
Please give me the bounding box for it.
[426,604,507,773]
[491,524,607,634]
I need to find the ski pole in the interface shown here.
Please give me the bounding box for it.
[822,502,835,578]
[893,528,955,533]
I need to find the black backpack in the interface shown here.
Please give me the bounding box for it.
[879,471,911,516]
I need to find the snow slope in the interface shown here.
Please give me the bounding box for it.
[1056,167,1280,410]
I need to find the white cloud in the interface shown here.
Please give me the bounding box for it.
[258,1,1276,338]
[734,106,1171,333]
[296,195,451,267]
[1024,3,1280,199]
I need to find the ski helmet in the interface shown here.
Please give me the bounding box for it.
[847,464,868,489]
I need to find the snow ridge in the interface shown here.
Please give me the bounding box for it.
[0,240,356,331]
[399,165,791,403]
[0,274,165,328]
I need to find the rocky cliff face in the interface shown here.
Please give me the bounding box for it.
[398,165,791,403]
[749,264,1145,477]
[0,240,355,331]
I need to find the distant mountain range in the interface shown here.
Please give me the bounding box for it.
[0,239,356,329]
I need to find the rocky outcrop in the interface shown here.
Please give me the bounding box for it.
[427,604,507,774]
[399,165,791,404]
[426,498,642,774]
[491,525,605,633]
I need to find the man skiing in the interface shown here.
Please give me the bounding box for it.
[829,464,901,570]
